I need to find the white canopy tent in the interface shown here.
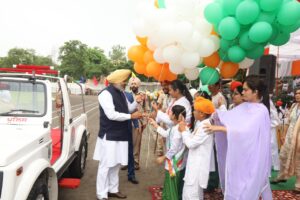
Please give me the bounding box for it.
[269,29,300,77]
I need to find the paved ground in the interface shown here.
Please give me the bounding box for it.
[59,95,164,200]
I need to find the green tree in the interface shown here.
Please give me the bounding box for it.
[85,47,112,78]
[109,45,127,65]
[0,48,55,68]
[58,40,89,79]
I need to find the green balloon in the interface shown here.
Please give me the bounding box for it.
[256,12,276,24]
[236,0,260,25]
[239,31,257,50]
[223,0,241,16]
[249,22,273,43]
[220,39,239,52]
[280,20,300,33]
[199,67,220,85]
[228,46,246,63]
[218,17,241,40]
[277,1,300,26]
[218,50,230,62]
[260,0,282,12]
[270,31,290,46]
[157,0,166,8]
[197,63,206,68]
[204,3,224,25]
[246,45,265,59]
[200,85,211,95]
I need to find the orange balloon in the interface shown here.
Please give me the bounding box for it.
[154,0,159,8]
[134,62,147,75]
[136,36,148,46]
[128,45,147,63]
[143,50,154,64]
[166,72,177,81]
[154,64,167,81]
[203,52,220,68]
[220,62,239,78]
[292,60,300,76]
[153,64,177,81]
[146,61,163,77]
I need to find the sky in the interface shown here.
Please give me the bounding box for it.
[0,0,143,60]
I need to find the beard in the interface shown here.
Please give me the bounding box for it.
[114,84,125,91]
[131,86,139,94]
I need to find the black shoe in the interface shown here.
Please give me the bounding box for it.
[128,177,139,184]
[270,179,287,184]
[108,192,127,199]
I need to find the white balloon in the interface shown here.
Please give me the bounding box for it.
[147,39,156,51]
[239,58,255,69]
[174,21,193,44]
[162,45,183,64]
[170,64,185,74]
[151,22,176,48]
[194,18,212,36]
[184,68,200,81]
[181,31,202,52]
[210,35,220,52]
[180,52,201,69]
[153,48,165,64]
[198,38,215,57]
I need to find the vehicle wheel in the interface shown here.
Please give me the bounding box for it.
[27,177,49,200]
[69,134,87,178]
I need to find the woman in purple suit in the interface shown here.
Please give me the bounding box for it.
[204,75,272,200]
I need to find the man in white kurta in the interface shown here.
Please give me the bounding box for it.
[93,69,142,200]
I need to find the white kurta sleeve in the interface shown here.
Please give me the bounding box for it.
[182,127,211,149]
[126,98,138,113]
[156,126,170,138]
[165,130,182,160]
[99,90,131,121]
[156,110,174,127]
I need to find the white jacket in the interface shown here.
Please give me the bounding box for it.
[182,119,214,189]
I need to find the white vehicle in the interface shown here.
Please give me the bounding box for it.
[0,66,89,200]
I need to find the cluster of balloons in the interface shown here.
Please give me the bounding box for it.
[129,0,219,81]
[128,37,177,81]
[204,0,300,66]
[129,0,300,84]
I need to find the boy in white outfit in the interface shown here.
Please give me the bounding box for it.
[178,97,215,200]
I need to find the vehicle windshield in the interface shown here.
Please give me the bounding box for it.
[0,80,46,116]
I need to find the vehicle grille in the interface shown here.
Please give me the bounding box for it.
[0,171,2,198]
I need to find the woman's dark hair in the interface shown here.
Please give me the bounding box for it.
[170,80,194,129]
[244,75,270,112]
[235,85,243,95]
[199,90,212,100]
[171,105,186,120]
[170,80,193,105]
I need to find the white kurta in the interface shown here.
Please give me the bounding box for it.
[270,100,280,170]
[156,124,187,171]
[182,119,214,189]
[93,90,137,167]
[156,96,192,128]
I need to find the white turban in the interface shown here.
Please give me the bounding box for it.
[128,77,141,87]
